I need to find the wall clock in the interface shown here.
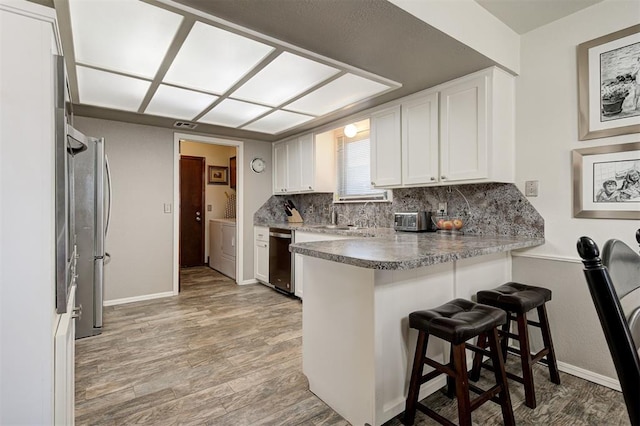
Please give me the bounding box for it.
[250,157,266,173]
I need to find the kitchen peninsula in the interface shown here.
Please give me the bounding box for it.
[289,231,544,426]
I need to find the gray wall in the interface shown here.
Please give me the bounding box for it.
[73,116,273,301]
[74,117,175,302]
[240,141,273,282]
[512,257,615,378]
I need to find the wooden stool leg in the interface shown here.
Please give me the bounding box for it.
[537,304,561,385]
[446,343,456,398]
[452,343,472,426]
[516,312,537,408]
[402,331,429,426]
[500,315,511,359]
[469,332,487,382]
[486,327,515,426]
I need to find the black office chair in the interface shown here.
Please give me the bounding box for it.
[576,230,640,426]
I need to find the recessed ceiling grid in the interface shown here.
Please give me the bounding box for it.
[59,0,401,134]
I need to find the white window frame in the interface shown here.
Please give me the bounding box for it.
[334,127,392,204]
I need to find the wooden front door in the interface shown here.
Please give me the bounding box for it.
[180,156,205,268]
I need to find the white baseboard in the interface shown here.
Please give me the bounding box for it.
[557,361,621,391]
[240,278,258,285]
[104,291,175,306]
[511,252,582,264]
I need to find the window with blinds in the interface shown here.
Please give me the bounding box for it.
[336,129,389,201]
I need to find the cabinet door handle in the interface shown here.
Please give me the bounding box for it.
[430,177,436,181]
[441,176,447,180]
[371,181,376,186]
[308,186,312,190]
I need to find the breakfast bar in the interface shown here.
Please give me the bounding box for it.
[289,232,544,426]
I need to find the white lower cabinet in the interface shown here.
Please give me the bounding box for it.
[209,219,236,280]
[293,231,350,299]
[254,226,269,284]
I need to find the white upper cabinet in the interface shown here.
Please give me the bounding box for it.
[298,133,314,191]
[273,142,288,193]
[439,73,488,182]
[370,67,515,188]
[272,132,335,194]
[370,105,402,187]
[402,92,439,185]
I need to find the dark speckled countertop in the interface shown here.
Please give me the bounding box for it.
[288,230,544,270]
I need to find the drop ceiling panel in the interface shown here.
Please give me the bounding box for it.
[145,85,218,120]
[68,0,183,78]
[242,110,314,134]
[198,99,271,127]
[231,52,340,106]
[163,21,276,94]
[286,74,391,116]
[76,66,151,112]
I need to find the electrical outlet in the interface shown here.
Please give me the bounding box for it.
[438,202,447,216]
[207,204,212,212]
[525,181,539,197]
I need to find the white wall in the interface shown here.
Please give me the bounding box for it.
[389,0,520,74]
[513,0,640,383]
[180,141,237,261]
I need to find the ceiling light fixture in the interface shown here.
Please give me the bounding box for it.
[344,124,357,138]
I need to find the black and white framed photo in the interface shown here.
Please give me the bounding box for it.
[572,142,640,219]
[577,24,640,140]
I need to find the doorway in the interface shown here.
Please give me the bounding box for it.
[179,155,205,268]
[174,134,242,293]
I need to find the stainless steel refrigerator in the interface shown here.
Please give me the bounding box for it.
[73,127,111,339]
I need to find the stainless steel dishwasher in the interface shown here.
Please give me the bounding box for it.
[269,228,294,294]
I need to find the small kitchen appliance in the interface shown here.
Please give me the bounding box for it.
[394,211,436,232]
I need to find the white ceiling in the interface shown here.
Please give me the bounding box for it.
[50,0,603,142]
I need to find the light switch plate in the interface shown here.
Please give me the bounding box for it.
[207,205,212,212]
[164,203,172,213]
[525,181,539,197]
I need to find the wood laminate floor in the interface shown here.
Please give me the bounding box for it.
[76,266,630,425]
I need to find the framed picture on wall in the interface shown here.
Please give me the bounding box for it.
[577,24,640,140]
[572,142,640,219]
[229,156,237,189]
[208,165,228,185]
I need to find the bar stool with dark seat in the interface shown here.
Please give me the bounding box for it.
[470,282,561,409]
[402,299,515,426]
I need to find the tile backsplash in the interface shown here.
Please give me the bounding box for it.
[254,183,544,238]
